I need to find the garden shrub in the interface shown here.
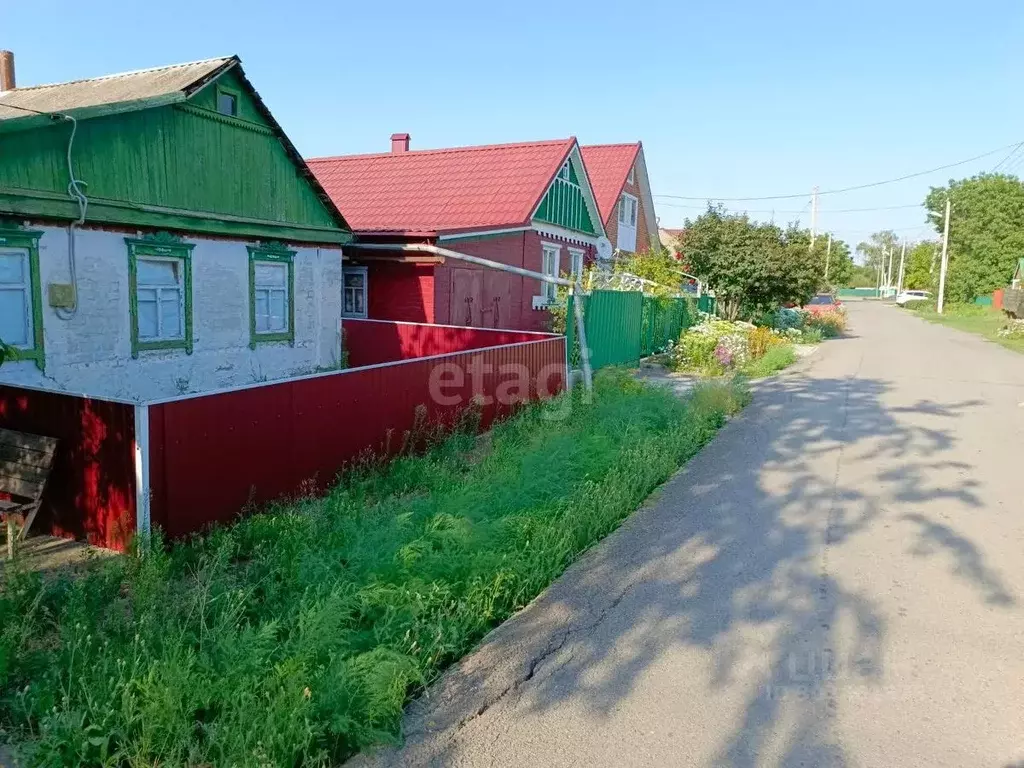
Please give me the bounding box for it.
[805,308,846,338]
[747,326,782,359]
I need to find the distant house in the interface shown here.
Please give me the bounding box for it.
[309,135,605,332]
[579,143,658,255]
[0,54,352,401]
[659,227,685,256]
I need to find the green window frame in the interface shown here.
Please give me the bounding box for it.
[215,84,240,117]
[248,244,296,348]
[0,226,44,371]
[126,233,195,358]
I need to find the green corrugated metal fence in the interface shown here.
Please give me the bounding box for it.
[567,291,712,372]
[640,296,698,357]
[566,290,643,370]
[837,288,881,299]
[697,295,716,315]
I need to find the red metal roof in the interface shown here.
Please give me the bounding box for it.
[308,138,577,234]
[580,143,641,224]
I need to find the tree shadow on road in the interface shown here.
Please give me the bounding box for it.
[361,374,1014,767]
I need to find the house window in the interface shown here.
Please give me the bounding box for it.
[557,162,571,181]
[0,228,44,370]
[627,165,635,185]
[248,245,296,347]
[617,193,639,252]
[568,247,585,282]
[541,243,561,302]
[0,249,34,349]
[216,86,239,117]
[127,235,194,358]
[343,267,368,318]
[136,259,184,341]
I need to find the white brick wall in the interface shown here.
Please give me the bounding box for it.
[0,224,343,402]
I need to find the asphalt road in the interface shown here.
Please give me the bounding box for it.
[354,302,1024,768]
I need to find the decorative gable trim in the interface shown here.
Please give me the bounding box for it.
[530,143,607,239]
[174,102,275,135]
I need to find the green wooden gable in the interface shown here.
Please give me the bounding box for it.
[532,159,598,236]
[0,61,351,244]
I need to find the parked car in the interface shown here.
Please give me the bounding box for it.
[804,293,843,314]
[896,289,931,306]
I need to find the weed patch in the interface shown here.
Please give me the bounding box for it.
[0,371,748,767]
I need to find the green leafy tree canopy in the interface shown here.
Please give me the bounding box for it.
[924,173,1024,302]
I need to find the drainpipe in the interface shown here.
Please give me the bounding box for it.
[348,242,593,392]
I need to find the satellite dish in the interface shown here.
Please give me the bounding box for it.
[596,236,613,262]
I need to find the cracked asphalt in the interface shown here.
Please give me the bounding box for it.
[351,302,1024,768]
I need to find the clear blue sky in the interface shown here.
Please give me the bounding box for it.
[6,0,1024,250]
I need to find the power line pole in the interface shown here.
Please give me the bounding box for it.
[896,239,907,295]
[810,186,819,247]
[825,233,832,282]
[886,246,895,297]
[937,197,952,313]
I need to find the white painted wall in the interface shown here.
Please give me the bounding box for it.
[0,224,344,402]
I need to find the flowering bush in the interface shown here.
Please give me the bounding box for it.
[804,308,846,338]
[674,319,756,372]
[748,325,784,358]
[998,319,1024,339]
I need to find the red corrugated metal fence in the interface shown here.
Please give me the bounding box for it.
[344,318,558,367]
[148,337,566,538]
[0,387,136,550]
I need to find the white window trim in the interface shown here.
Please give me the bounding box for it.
[567,247,585,282]
[343,265,369,319]
[535,242,562,308]
[0,247,33,349]
[557,162,571,181]
[618,192,639,227]
[136,255,186,342]
[627,166,635,185]
[253,261,291,335]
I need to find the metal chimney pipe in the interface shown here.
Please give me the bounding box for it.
[0,51,15,91]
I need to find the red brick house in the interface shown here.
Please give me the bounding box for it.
[309,135,606,332]
[580,143,659,255]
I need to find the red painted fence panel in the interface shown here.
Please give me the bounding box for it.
[148,338,566,538]
[344,318,559,368]
[0,387,136,550]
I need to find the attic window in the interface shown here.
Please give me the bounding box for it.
[557,162,571,181]
[216,87,238,117]
[627,165,635,184]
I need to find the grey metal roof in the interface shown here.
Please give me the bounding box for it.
[0,57,235,122]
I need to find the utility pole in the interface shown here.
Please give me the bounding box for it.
[886,246,895,297]
[810,186,819,248]
[896,239,907,295]
[937,197,952,314]
[825,233,832,282]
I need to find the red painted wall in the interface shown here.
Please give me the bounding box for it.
[147,338,567,538]
[344,318,557,367]
[602,164,653,254]
[366,262,436,323]
[433,232,596,333]
[0,387,135,550]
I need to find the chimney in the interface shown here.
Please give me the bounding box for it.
[390,132,410,153]
[0,51,14,91]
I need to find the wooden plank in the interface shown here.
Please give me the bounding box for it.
[0,443,55,469]
[0,428,58,456]
[0,459,51,484]
[0,476,45,501]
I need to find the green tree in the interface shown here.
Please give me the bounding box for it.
[924,173,1024,302]
[903,241,937,290]
[845,264,878,288]
[680,206,822,319]
[856,230,900,274]
[615,247,686,296]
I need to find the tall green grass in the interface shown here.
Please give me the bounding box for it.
[0,371,748,767]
